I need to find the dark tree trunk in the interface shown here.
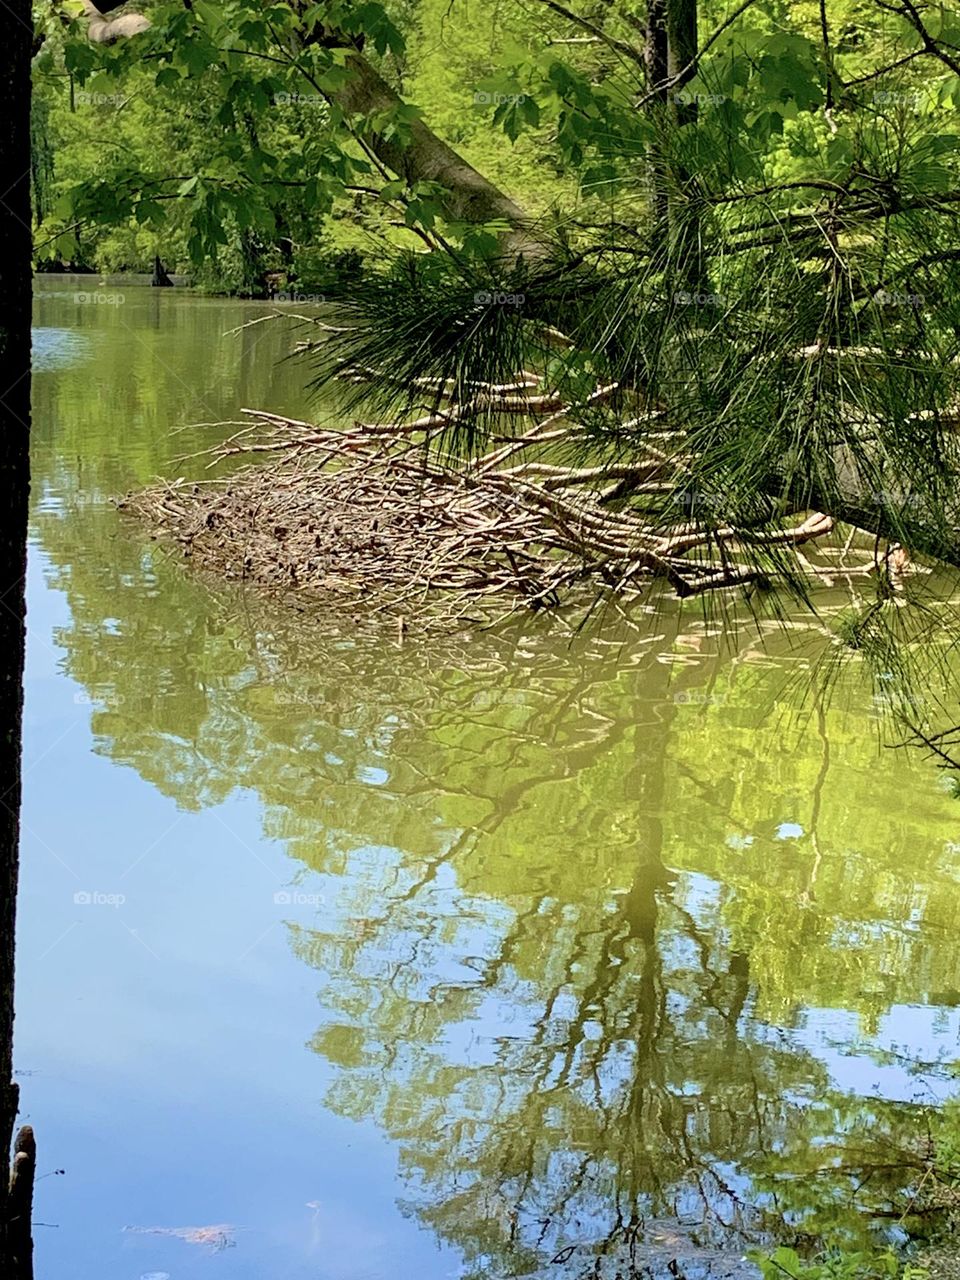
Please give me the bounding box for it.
[666,0,697,124]
[645,0,698,238]
[645,0,670,229]
[151,255,173,287]
[665,0,705,293]
[0,0,33,1270]
[8,1127,34,1279]
[645,0,669,89]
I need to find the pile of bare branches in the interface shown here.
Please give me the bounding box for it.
[120,378,854,623]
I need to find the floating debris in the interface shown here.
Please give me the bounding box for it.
[121,405,839,628]
[123,1223,238,1253]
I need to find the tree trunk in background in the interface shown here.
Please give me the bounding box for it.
[667,0,697,124]
[645,0,670,230]
[666,0,705,292]
[151,256,173,287]
[327,52,549,258]
[647,0,698,242]
[0,0,33,1270]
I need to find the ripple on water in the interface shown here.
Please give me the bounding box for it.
[32,327,92,372]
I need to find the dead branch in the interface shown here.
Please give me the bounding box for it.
[121,396,849,626]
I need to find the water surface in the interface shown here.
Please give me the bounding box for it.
[18,277,960,1279]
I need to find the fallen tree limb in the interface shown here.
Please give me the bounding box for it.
[121,404,854,626]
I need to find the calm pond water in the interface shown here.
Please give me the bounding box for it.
[17,276,960,1279]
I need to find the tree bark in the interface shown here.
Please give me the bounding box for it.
[8,1126,34,1280]
[327,52,549,258]
[0,0,32,1267]
[665,0,705,291]
[645,0,670,229]
[666,0,697,124]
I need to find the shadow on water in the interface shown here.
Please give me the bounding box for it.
[22,277,960,1279]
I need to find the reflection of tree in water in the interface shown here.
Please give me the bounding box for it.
[292,769,936,1277]
[30,381,960,1277]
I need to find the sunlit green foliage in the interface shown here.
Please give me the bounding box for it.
[33,0,576,280]
[752,1247,910,1280]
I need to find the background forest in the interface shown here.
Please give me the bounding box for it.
[34,0,578,289]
